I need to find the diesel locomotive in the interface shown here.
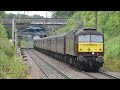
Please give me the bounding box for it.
[33,27,104,71]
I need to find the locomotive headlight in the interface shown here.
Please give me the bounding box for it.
[86,48,87,50]
[92,52,94,54]
[94,48,97,50]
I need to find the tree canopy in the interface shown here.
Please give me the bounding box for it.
[52,11,76,18]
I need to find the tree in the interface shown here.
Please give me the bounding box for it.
[0,11,6,18]
[52,11,76,18]
[5,27,12,39]
[33,14,43,18]
[4,13,44,19]
[5,13,16,18]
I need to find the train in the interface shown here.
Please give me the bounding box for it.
[33,27,104,71]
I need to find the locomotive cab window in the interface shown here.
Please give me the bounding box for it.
[91,35,103,42]
[79,35,103,42]
[79,35,90,42]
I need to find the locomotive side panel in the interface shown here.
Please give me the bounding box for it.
[44,39,47,50]
[39,40,41,48]
[74,35,79,56]
[56,36,65,54]
[66,35,76,56]
[69,36,76,56]
[65,36,69,55]
[47,38,51,51]
[43,39,46,49]
[41,39,43,49]
[42,39,44,49]
[51,38,57,52]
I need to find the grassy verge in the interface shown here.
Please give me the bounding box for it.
[104,55,120,72]
[103,35,120,72]
[1,53,29,79]
[0,38,30,79]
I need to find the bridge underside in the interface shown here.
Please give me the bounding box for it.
[3,24,66,41]
[4,23,65,32]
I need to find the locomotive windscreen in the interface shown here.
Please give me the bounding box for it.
[79,35,90,42]
[79,35,103,42]
[91,35,103,42]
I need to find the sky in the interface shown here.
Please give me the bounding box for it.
[5,11,53,18]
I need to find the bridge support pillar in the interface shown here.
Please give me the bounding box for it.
[12,19,15,46]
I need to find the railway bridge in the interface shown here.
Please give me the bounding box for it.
[2,18,68,46]
[2,18,67,32]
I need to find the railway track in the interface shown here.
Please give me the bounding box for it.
[98,71,120,79]
[21,48,120,79]
[26,49,49,79]
[33,49,119,79]
[80,70,120,79]
[80,70,98,79]
[26,49,70,79]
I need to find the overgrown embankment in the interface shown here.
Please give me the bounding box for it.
[50,11,120,72]
[0,18,29,79]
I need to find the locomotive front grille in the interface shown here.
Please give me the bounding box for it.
[78,43,103,52]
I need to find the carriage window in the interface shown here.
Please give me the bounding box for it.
[79,35,90,42]
[91,35,103,42]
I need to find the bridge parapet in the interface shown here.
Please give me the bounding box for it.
[2,18,68,25]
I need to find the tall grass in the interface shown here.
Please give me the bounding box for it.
[104,55,120,72]
[0,52,29,79]
[104,35,120,71]
[0,37,30,79]
[105,35,120,59]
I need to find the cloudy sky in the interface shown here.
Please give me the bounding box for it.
[5,11,52,18]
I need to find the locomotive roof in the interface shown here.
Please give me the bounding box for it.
[50,33,67,38]
[35,33,67,41]
[34,27,103,42]
[75,28,103,35]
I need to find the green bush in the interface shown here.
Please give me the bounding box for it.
[105,35,120,60]
[0,38,15,57]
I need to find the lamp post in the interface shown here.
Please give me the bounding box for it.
[46,11,47,23]
[45,11,48,31]
[12,18,15,45]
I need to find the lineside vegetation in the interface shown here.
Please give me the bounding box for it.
[0,16,29,79]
